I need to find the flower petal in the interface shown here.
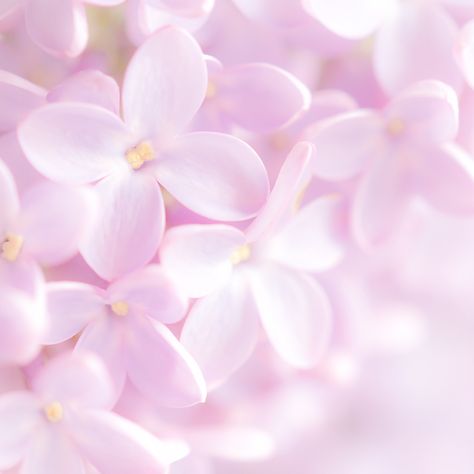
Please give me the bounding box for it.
[71,410,168,474]
[0,391,41,470]
[19,103,131,185]
[43,282,105,345]
[79,171,164,281]
[160,224,245,298]
[0,0,19,21]
[0,158,20,234]
[309,110,384,181]
[180,270,259,386]
[146,0,213,17]
[122,26,207,138]
[456,20,474,89]
[24,0,88,57]
[156,132,269,221]
[126,315,206,407]
[250,263,332,368]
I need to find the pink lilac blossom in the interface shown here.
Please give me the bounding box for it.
[1,2,474,474]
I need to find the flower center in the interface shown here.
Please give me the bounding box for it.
[111,301,129,316]
[206,81,217,99]
[386,117,405,136]
[44,401,64,423]
[230,244,251,265]
[1,233,23,262]
[125,141,154,170]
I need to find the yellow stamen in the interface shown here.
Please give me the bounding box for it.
[1,233,23,262]
[126,141,154,170]
[269,132,289,151]
[44,401,64,423]
[111,301,129,316]
[230,244,251,265]
[206,81,217,99]
[386,118,405,136]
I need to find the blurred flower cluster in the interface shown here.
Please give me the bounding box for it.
[1,1,474,473]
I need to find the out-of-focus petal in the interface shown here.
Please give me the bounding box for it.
[0,158,20,233]
[126,315,206,406]
[0,0,19,21]
[146,0,213,17]
[456,20,474,89]
[156,132,269,221]
[43,282,105,345]
[122,26,207,138]
[181,270,259,386]
[79,171,164,281]
[309,110,384,181]
[19,103,131,185]
[250,263,332,368]
[160,224,245,298]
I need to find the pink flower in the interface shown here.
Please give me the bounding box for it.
[19,26,270,281]
[160,142,345,385]
[309,80,474,247]
[0,352,175,473]
[43,265,206,407]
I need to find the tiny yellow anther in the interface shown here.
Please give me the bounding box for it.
[111,301,129,316]
[230,244,251,265]
[270,132,289,151]
[386,118,405,136]
[1,233,23,262]
[206,81,217,99]
[126,141,154,170]
[44,401,64,423]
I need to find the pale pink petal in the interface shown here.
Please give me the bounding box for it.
[246,142,314,242]
[250,263,332,368]
[24,0,88,57]
[126,315,206,406]
[160,224,245,298]
[156,132,269,220]
[418,143,474,214]
[84,0,125,5]
[0,392,41,470]
[32,352,114,410]
[0,0,19,21]
[71,410,168,474]
[47,70,120,114]
[17,183,95,265]
[232,0,308,27]
[302,0,394,38]
[0,159,20,233]
[21,425,85,474]
[43,282,105,345]
[107,265,188,324]
[146,0,213,16]
[0,288,43,366]
[267,195,345,273]
[309,110,384,181]
[217,63,310,132]
[351,150,410,248]
[386,80,459,145]
[122,26,207,138]
[171,456,212,474]
[18,103,131,184]
[456,20,474,89]
[79,171,164,281]
[181,270,259,386]
[0,70,45,133]
[75,316,126,401]
[374,3,463,95]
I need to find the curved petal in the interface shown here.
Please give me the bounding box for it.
[456,20,474,89]
[107,265,188,324]
[0,391,41,470]
[0,0,19,21]
[302,0,394,38]
[147,0,213,17]
[18,103,131,185]
[217,63,310,132]
[71,410,168,474]
[18,183,95,265]
[232,0,308,27]
[246,142,314,242]
[126,315,206,407]
[160,224,245,298]
[309,110,384,181]
[418,143,474,214]
[122,26,207,138]
[156,132,269,221]
[374,3,463,95]
[24,0,88,57]
[250,264,332,368]
[268,195,345,273]
[43,282,105,345]
[386,80,459,145]
[32,352,114,411]
[21,425,85,474]
[0,70,46,133]
[0,158,20,233]
[181,270,259,386]
[47,70,120,114]
[79,171,164,281]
